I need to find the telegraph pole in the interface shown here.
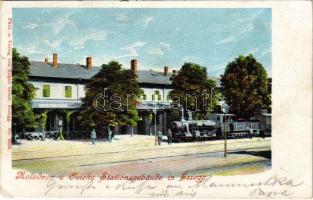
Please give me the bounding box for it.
[222,104,227,158]
[224,114,227,157]
[154,109,157,145]
[153,99,157,146]
[210,87,213,113]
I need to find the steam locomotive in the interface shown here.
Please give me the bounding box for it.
[170,111,271,141]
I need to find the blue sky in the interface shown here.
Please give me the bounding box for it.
[13,8,271,77]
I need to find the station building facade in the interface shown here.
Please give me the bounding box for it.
[28,53,223,136]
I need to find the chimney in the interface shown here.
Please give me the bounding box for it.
[164,66,169,75]
[131,59,138,73]
[44,58,49,64]
[52,53,58,68]
[86,57,92,69]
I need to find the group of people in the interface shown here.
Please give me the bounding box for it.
[90,127,114,145]
[157,128,172,145]
[90,128,173,145]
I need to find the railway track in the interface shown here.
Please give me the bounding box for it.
[13,138,270,161]
[72,146,271,168]
[12,138,271,175]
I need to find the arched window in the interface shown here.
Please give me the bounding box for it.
[152,90,162,101]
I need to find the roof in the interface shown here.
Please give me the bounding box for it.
[29,61,100,80]
[137,70,171,85]
[29,61,219,86]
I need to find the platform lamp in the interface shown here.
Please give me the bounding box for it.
[152,103,157,146]
[210,87,214,113]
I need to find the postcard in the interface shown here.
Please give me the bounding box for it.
[0,1,312,198]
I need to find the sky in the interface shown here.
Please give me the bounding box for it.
[13,8,271,77]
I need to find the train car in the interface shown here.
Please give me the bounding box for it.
[252,113,272,137]
[208,114,260,139]
[170,114,261,141]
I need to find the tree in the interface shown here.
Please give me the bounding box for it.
[64,110,74,139]
[38,110,48,131]
[80,61,142,133]
[37,110,48,140]
[169,63,219,121]
[12,48,37,133]
[220,54,271,119]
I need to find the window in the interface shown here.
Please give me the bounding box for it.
[142,94,147,100]
[152,90,162,101]
[42,85,50,97]
[166,95,170,101]
[65,86,72,98]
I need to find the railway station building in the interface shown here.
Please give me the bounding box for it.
[28,53,224,136]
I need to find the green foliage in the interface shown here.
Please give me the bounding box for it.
[80,61,143,129]
[12,48,37,130]
[126,108,140,126]
[58,127,65,140]
[62,110,74,138]
[169,62,220,121]
[65,110,74,124]
[40,111,48,130]
[221,54,271,119]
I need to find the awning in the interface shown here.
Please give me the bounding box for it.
[32,99,83,109]
[137,101,171,110]
[32,99,172,110]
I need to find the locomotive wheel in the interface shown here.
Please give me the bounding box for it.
[45,132,51,138]
[26,134,33,140]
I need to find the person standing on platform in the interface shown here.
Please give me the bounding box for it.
[167,128,172,145]
[108,127,112,143]
[91,129,97,145]
[157,130,162,145]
